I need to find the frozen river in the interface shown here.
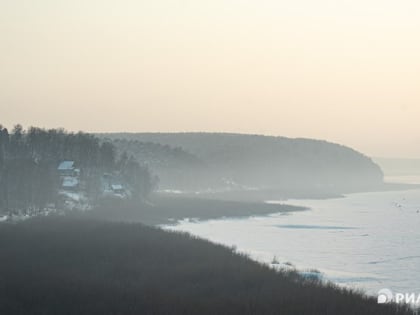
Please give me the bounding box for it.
[165,188,420,295]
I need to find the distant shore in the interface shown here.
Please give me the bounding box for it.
[78,181,420,226]
[81,194,306,226]
[155,182,420,203]
[4,183,419,226]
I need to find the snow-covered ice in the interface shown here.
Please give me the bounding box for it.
[165,188,420,295]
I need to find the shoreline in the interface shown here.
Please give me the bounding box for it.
[166,188,420,299]
[82,194,307,226]
[3,182,418,226]
[155,182,420,203]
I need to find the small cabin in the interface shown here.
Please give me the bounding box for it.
[61,176,79,191]
[58,161,76,177]
[111,184,125,195]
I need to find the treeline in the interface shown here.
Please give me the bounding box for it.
[0,124,153,214]
[107,138,222,189]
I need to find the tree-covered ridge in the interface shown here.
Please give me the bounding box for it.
[109,138,204,169]
[0,125,153,216]
[102,132,384,193]
[105,138,217,190]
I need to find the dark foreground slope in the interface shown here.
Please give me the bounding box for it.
[0,217,413,315]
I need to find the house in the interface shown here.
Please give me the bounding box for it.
[101,173,126,197]
[58,161,81,192]
[111,184,125,195]
[58,161,76,177]
[61,176,79,191]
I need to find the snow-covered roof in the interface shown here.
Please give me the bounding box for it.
[111,184,124,190]
[58,161,75,171]
[62,176,79,188]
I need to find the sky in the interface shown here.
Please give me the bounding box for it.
[1,0,419,158]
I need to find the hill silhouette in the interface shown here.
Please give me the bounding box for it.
[101,133,384,194]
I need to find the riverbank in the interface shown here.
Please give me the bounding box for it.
[167,188,420,298]
[0,217,414,315]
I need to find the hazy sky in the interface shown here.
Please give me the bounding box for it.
[1,0,419,158]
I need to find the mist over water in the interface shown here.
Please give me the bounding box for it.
[385,176,420,185]
[166,187,420,295]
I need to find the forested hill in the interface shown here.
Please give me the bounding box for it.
[100,133,384,193]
